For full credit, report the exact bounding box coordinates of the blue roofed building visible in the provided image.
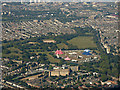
[82,51,92,55]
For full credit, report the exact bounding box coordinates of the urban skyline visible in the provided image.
[1,0,120,2]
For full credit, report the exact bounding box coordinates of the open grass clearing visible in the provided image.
[68,36,97,49]
[57,43,68,49]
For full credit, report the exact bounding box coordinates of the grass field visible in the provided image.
[57,43,68,49]
[2,47,23,59]
[47,53,60,63]
[7,47,22,52]
[68,36,97,49]
[36,51,60,63]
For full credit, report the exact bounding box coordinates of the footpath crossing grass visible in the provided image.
[47,53,60,63]
[68,36,97,49]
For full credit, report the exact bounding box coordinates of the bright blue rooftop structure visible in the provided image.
[82,52,92,55]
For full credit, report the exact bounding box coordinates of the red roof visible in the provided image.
[64,57,71,60]
[59,49,63,54]
[55,49,59,54]
[55,49,63,55]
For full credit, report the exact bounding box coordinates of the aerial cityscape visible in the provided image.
[0,1,120,89]
[1,0,120,2]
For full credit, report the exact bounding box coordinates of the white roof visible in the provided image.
[84,49,91,52]
[72,60,78,61]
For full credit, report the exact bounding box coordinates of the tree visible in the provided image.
[48,65,53,70]
[58,59,64,66]
[21,67,26,73]
[101,74,108,82]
